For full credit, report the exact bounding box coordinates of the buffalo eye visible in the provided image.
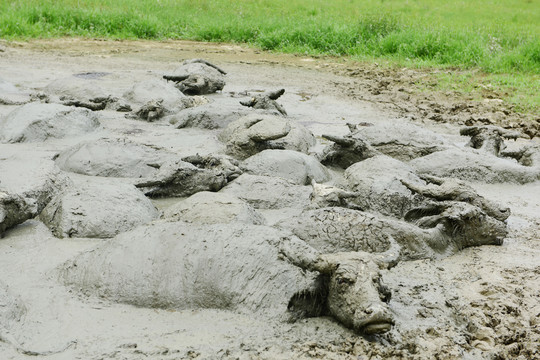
[335,276,354,285]
[375,278,392,302]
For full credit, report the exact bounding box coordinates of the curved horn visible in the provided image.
[418,174,445,185]
[279,237,329,272]
[346,123,358,133]
[404,202,448,222]
[459,126,480,136]
[321,134,355,147]
[182,59,227,75]
[163,74,189,82]
[399,178,424,194]
[267,89,285,100]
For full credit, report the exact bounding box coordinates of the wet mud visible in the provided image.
[0,40,538,360]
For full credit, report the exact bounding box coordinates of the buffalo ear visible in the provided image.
[288,275,327,321]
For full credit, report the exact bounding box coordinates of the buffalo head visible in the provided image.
[406,201,507,249]
[280,238,396,334]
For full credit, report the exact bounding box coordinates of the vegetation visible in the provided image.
[1,0,538,73]
[1,0,538,112]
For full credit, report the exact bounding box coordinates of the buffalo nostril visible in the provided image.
[364,304,384,315]
[355,304,394,334]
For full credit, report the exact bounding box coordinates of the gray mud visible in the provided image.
[0,40,538,360]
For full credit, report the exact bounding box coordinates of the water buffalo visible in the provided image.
[400,174,510,221]
[0,154,68,236]
[500,142,540,167]
[343,154,511,220]
[410,147,540,184]
[277,204,506,261]
[319,121,447,167]
[60,222,395,334]
[0,103,100,143]
[135,154,241,197]
[162,191,266,225]
[460,125,522,156]
[321,123,540,184]
[240,88,287,115]
[280,237,396,334]
[218,114,315,159]
[54,138,178,178]
[163,59,226,95]
[40,180,159,238]
[0,192,30,236]
[241,149,330,185]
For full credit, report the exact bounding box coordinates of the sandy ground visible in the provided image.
[0,39,539,359]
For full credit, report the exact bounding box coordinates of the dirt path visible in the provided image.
[0,40,538,360]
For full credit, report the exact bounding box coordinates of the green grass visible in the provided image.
[424,71,540,114]
[1,0,538,74]
[1,0,538,113]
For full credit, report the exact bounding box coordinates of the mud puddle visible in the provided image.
[0,40,538,360]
